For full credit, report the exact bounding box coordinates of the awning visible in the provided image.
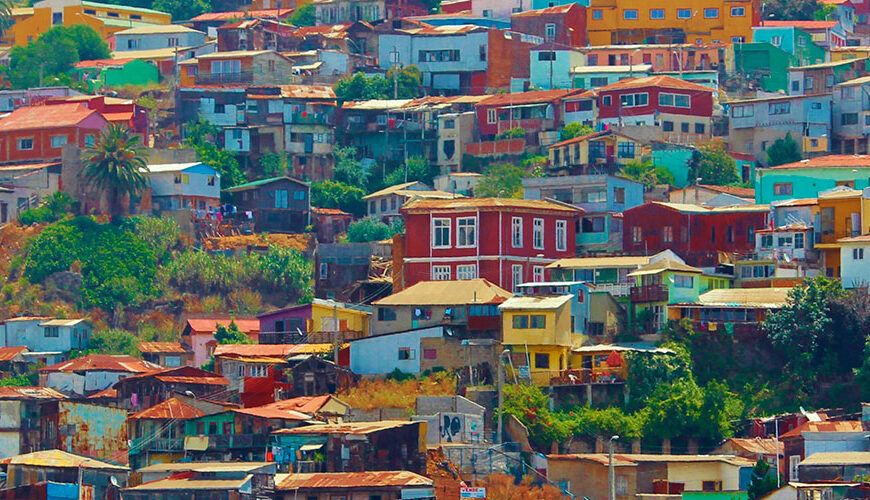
[184,436,209,451]
[299,444,324,451]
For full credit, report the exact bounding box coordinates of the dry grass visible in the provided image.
[202,233,312,252]
[338,372,456,411]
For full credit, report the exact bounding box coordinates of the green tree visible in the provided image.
[152,0,211,20]
[766,0,822,19]
[475,164,531,198]
[184,119,246,190]
[125,216,181,264]
[5,24,109,88]
[311,180,366,217]
[766,133,801,167]
[78,227,157,311]
[64,24,112,61]
[333,66,422,103]
[697,379,744,441]
[214,321,253,344]
[333,146,370,187]
[814,3,836,20]
[620,159,676,190]
[347,217,401,242]
[288,2,315,25]
[625,343,693,408]
[258,152,288,178]
[0,0,14,40]
[560,122,594,141]
[747,459,780,500]
[384,156,438,186]
[85,329,140,356]
[83,124,149,222]
[688,142,739,186]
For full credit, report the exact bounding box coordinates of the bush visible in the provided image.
[17,206,55,225]
[496,127,526,140]
[346,217,402,243]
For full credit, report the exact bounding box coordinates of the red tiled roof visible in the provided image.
[265,395,341,414]
[597,75,715,93]
[479,88,585,107]
[74,58,134,68]
[762,20,838,29]
[277,471,433,490]
[129,397,204,420]
[696,184,755,198]
[40,355,161,374]
[190,8,292,21]
[185,317,260,335]
[213,344,296,358]
[402,197,582,213]
[0,103,100,131]
[139,342,188,354]
[0,346,27,362]
[511,4,575,16]
[780,420,864,439]
[0,386,66,400]
[767,155,870,169]
[724,437,783,455]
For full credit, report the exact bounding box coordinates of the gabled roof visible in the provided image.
[124,475,253,491]
[722,437,783,455]
[641,201,769,213]
[800,451,870,465]
[764,155,870,170]
[0,449,128,470]
[511,4,576,16]
[189,8,293,21]
[184,317,260,334]
[0,103,100,131]
[363,181,426,199]
[780,420,864,439]
[213,343,339,358]
[268,395,348,414]
[82,0,167,15]
[276,471,433,490]
[696,184,755,198]
[478,89,585,107]
[0,346,28,361]
[232,402,311,421]
[628,258,702,276]
[597,75,714,93]
[0,386,66,400]
[398,24,485,36]
[129,397,204,420]
[146,162,211,174]
[224,176,308,192]
[117,366,229,386]
[74,58,135,68]
[373,279,512,306]
[138,342,188,354]
[691,288,793,308]
[40,355,161,374]
[402,197,581,213]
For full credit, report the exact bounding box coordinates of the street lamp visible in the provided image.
[609,435,620,500]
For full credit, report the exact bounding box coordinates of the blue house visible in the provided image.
[755,155,870,204]
[530,45,585,90]
[0,317,91,353]
[523,174,644,253]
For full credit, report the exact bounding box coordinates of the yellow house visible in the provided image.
[831,47,870,62]
[5,0,171,47]
[586,0,758,46]
[499,295,573,386]
[816,188,870,277]
[309,298,370,338]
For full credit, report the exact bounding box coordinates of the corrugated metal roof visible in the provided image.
[0,449,128,470]
[0,162,60,172]
[546,255,653,270]
[185,317,260,334]
[87,388,117,399]
[280,85,336,99]
[129,397,204,420]
[547,453,754,467]
[223,176,307,192]
[267,395,347,414]
[498,294,572,311]
[628,258,703,276]
[232,405,311,421]
[0,346,28,361]
[137,462,274,473]
[780,420,864,439]
[0,103,99,131]
[0,386,66,400]
[800,452,870,465]
[190,9,292,21]
[277,470,433,490]
[723,437,783,455]
[402,197,581,213]
[689,288,793,308]
[479,88,585,107]
[145,162,206,173]
[115,24,203,35]
[138,341,188,354]
[39,318,89,327]
[373,279,512,306]
[363,181,423,199]
[126,475,252,491]
[511,4,576,16]
[40,355,160,374]
[119,366,228,385]
[341,99,413,110]
[274,420,418,435]
[571,344,675,354]
[213,343,341,358]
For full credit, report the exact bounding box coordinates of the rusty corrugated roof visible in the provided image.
[277,470,433,490]
[0,346,28,361]
[185,317,260,334]
[0,386,66,400]
[402,197,581,213]
[40,355,161,374]
[0,103,101,131]
[0,449,128,470]
[373,279,512,306]
[119,366,229,386]
[274,420,418,435]
[724,437,783,455]
[780,420,864,439]
[280,85,336,99]
[129,397,205,420]
[138,342,188,354]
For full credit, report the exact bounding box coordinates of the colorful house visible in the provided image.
[0,103,108,163]
[113,24,207,52]
[475,89,586,145]
[181,316,261,368]
[787,57,868,96]
[755,155,870,203]
[729,42,795,93]
[127,396,211,469]
[530,45,586,90]
[223,176,310,233]
[764,20,846,49]
[145,162,220,216]
[581,44,722,72]
[815,187,870,277]
[832,76,870,154]
[510,4,587,48]
[399,198,581,291]
[546,127,659,176]
[38,354,161,397]
[627,258,708,331]
[839,234,870,288]
[751,26,827,66]
[137,341,192,367]
[0,316,92,353]
[499,294,573,386]
[668,287,791,336]
[191,50,296,86]
[570,64,652,90]
[363,181,458,223]
[256,298,371,344]
[70,58,159,92]
[565,344,675,387]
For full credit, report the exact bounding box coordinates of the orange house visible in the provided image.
[0,103,108,164]
[816,188,870,277]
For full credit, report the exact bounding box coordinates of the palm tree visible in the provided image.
[83,123,149,222]
[0,0,15,39]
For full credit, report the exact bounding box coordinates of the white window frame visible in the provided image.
[512,264,523,292]
[487,108,497,124]
[432,265,452,280]
[512,217,523,248]
[456,264,477,280]
[456,216,477,248]
[432,218,451,248]
[555,220,567,251]
[533,218,545,250]
[545,23,556,41]
[17,138,33,151]
[533,266,544,282]
[50,135,68,148]
[730,6,745,16]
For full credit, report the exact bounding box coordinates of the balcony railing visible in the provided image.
[549,368,627,386]
[593,283,632,297]
[205,433,270,449]
[131,437,184,453]
[196,71,254,85]
[630,284,669,303]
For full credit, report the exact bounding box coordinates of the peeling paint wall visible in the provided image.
[57,402,128,463]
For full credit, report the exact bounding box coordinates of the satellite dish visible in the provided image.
[110,476,120,487]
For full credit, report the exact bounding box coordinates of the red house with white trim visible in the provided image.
[0,103,109,164]
[399,197,582,291]
[622,202,769,266]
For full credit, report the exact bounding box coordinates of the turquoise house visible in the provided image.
[651,143,694,187]
[70,58,159,92]
[755,156,870,203]
[752,26,827,66]
[731,43,796,92]
[530,46,585,90]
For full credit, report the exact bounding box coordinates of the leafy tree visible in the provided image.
[288,2,315,26]
[384,156,438,186]
[767,133,801,167]
[214,321,253,344]
[698,379,744,441]
[814,3,836,20]
[258,152,288,178]
[78,227,157,311]
[765,0,822,20]
[311,180,366,217]
[475,164,531,198]
[124,216,181,264]
[255,245,314,303]
[560,122,594,141]
[83,124,149,222]
[625,343,693,408]
[64,24,112,61]
[333,66,422,103]
[687,142,739,186]
[333,146,370,187]
[85,329,140,357]
[17,191,74,225]
[747,459,780,500]
[5,24,109,88]
[347,217,402,242]
[184,119,246,190]
[620,159,676,190]
[496,127,526,140]
[152,0,211,20]
[0,0,14,39]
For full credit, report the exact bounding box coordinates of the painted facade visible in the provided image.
[755,157,870,203]
[499,294,573,386]
[0,317,91,353]
[146,162,220,215]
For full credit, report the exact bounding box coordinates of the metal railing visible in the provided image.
[196,71,254,84]
[630,284,669,303]
[131,437,184,453]
[594,282,632,297]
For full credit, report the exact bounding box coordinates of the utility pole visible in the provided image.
[609,435,620,500]
[496,349,509,444]
[390,46,400,99]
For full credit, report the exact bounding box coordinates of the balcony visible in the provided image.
[286,113,333,125]
[196,71,254,85]
[630,284,669,303]
[549,368,627,386]
[131,437,184,453]
[207,433,270,449]
[593,283,632,297]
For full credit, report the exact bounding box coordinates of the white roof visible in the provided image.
[498,295,572,310]
[146,162,207,173]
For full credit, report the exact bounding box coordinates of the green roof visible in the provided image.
[82,1,170,16]
[224,176,308,192]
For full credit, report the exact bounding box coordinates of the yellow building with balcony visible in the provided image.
[499,295,573,386]
[4,0,171,47]
[586,0,758,46]
[816,187,870,277]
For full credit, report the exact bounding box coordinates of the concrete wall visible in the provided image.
[349,326,445,375]
[115,31,207,52]
[413,412,484,444]
[841,242,870,288]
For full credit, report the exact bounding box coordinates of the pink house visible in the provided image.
[181,317,260,367]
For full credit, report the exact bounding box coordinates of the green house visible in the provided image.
[70,58,159,92]
[731,43,796,93]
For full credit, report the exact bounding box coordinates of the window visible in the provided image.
[319,262,328,280]
[377,307,396,321]
[695,123,705,134]
[167,37,179,47]
[533,266,544,282]
[632,226,642,243]
[512,264,523,292]
[623,9,638,19]
[663,226,673,243]
[842,86,856,99]
[731,105,753,118]
[50,135,67,148]
[674,274,694,288]
[538,51,556,61]
[650,8,665,18]
[681,122,690,133]
[663,120,674,132]
[84,134,95,147]
[533,218,544,249]
[795,232,805,249]
[805,76,815,89]
[602,95,612,106]
[732,36,745,42]
[534,353,550,369]
[432,265,451,280]
[274,189,288,208]
[487,108,497,124]
[704,7,719,17]
[545,23,556,41]
[418,49,460,62]
[761,234,773,248]
[592,9,603,19]
[556,220,567,251]
[854,248,865,260]
[727,225,734,243]
[44,327,59,337]
[731,6,745,15]
[614,187,625,204]
[530,314,546,328]
[52,12,62,24]
[620,93,648,107]
[513,314,529,328]
[678,8,692,18]
[479,45,486,61]
[617,142,635,158]
[582,216,605,233]
[512,217,523,247]
[17,138,33,151]
[457,217,476,247]
[398,348,415,360]
[127,39,139,49]
[842,113,859,125]
[443,119,455,129]
[432,218,450,248]
[457,264,477,280]
[702,481,723,492]
[207,175,215,186]
[381,199,387,212]
[774,183,793,195]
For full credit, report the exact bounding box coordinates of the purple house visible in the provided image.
[257,298,372,344]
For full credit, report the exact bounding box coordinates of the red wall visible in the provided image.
[0,126,104,163]
[510,5,587,48]
[622,203,767,266]
[597,85,714,120]
[485,29,535,91]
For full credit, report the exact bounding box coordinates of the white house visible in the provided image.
[145,162,220,215]
[362,181,458,222]
[114,25,208,52]
[39,354,161,397]
[349,326,448,375]
[839,234,870,288]
[0,317,92,353]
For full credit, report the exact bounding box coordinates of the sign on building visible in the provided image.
[460,487,486,498]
